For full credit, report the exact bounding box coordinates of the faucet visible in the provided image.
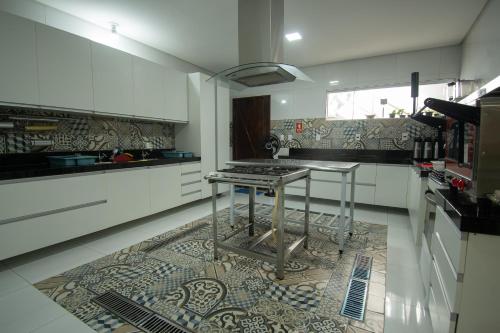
[98,151,108,162]
[141,150,151,160]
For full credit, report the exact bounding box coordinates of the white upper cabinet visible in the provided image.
[0,12,39,105]
[164,68,188,122]
[133,57,166,119]
[36,24,94,110]
[91,42,135,116]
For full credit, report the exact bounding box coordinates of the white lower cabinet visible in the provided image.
[374,165,409,208]
[285,164,409,208]
[180,162,202,204]
[430,259,457,333]
[149,165,181,214]
[0,163,203,260]
[0,173,107,260]
[427,207,500,332]
[106,169,150,225]
[407,167,427,245]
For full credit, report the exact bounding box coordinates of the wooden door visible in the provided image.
[232,95,271,160]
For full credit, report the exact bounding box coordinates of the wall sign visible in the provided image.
[295,121,303,134]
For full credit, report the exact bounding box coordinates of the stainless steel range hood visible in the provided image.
[209,0,311,89]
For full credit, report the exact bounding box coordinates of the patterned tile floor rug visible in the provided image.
[35,204,387,333]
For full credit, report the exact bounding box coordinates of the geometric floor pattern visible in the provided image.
[34,204,387,333]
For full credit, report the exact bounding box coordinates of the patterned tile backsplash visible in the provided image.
[0,108,175,154]
[271,117,437,150]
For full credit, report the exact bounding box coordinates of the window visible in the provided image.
[326,83,448,120]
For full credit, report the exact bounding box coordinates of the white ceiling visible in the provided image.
[284,0,487,67]
[35,0,487,72]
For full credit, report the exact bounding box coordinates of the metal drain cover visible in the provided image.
[93,291,190,333]
[340,254,373,321]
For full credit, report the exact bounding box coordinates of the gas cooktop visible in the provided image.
[217,166,302,177]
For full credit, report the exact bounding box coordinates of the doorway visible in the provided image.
[232,95,271,160]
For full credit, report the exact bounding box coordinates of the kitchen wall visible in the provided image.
[0,0,208,74]
[232,45,461,120]
[271,118,437,151]
[0,107,174,154]
[460,0,500,84]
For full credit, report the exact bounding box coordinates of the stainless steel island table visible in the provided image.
[227,159,360,253]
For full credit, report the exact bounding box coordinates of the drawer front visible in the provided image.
[311,170,338,182]
[181,162,201,174]
[182,182,202,195]
[286,186,306,196]
[311,165,376,184]
[430,259,457,333]
[0,200,107,260]
[309,180,375,205]
[431,232,461,311]
[181,172,201,185]
[419,241,432,297]
[288,179,306,188]
[435,206,467,274]
[180,190,201,204]
[311,180,337,200]
[355,164,376,184]
[0,173,106,222]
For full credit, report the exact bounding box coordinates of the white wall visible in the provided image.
[233,46,461,120]
[0,0,208,74]
[460,0,500,84]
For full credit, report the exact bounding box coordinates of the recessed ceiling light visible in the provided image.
[281,99,287,104]
[285,32,302,42]
[329,80,339,86]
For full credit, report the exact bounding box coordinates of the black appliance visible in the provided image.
[413,137,422,160]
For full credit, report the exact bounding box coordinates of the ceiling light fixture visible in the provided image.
[281,99,287,104]
[285,32,302,42]
[329,80,340,86]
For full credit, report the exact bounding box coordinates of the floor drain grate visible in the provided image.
[340,254,373,321]
[93,291,190,333]
[352,254,372,280]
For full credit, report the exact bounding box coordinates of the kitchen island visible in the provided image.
[227,158,359,253]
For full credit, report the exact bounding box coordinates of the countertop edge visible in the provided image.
[0,157,201,184]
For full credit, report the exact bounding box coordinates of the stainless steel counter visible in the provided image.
[227,158,359,173]
[227,159,359,253]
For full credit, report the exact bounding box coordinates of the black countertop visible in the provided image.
[288,148,413,165]
[436,189,500,236]
[0,150,201,181]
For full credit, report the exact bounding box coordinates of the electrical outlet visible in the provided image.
[402,132,409,141]
[280,134,285,140]
[287,134,293,141]
[316,134,321,141]
[355,133,361,141]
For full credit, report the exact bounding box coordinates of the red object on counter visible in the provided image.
[113,154,134,163]
[451,177,467,191]
[417,163,433,168]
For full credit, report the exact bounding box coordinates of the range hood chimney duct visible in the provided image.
[238,0,284,64]
[209,0,311,88]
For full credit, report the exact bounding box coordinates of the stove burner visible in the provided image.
[218,166,302,177]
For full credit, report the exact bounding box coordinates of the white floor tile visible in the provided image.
[31,313,95,333]
[0,265,29,298]
[5,243,103,284]
[0,286,66,332]
[386,264,426,307]
[384,298,432,333]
